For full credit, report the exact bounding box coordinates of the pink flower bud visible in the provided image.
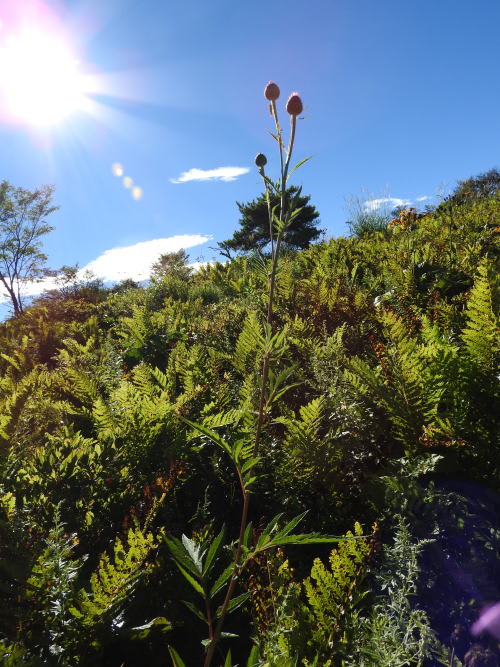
[286,92,303,116]
[264,81,280,101]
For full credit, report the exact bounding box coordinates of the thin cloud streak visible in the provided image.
[0,234,211,304]
[364,197,412,212]
[170,166,250,184]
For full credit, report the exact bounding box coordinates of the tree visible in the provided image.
[150,249,192,282]
[217,186,322,257]
[0,181,57,315]
[443,168,500,208]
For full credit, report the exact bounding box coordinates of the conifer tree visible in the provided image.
[218,185,321,257]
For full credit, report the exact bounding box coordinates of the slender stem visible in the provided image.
[271,100,285,198]
[203,491,249,667]
[257,114,297,451]
[263,176,274,263]
[203,103,300,667]
[204,595,214,642]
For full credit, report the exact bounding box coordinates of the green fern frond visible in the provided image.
[462,259,499,370]
[233,311,265,374]
[70,522,157,627]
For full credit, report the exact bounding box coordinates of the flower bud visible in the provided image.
[255,153,267,168]
[264,81,280,101]
[286,92,303,116]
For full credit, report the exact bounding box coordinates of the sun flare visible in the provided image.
[0,28,88,126]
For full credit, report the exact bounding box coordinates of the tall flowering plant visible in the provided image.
[166,83,337,667]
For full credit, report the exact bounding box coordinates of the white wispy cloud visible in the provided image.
[83,234,210,281]
[0,234,210,304]
[170,166,250,184]
[416,195,430,202]
[364,197,412,213]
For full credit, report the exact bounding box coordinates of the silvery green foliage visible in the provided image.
[345,517,452,666]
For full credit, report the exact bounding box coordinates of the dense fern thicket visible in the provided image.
[0,194,498,665]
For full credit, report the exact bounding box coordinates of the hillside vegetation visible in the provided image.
[0,187,498,665]
[0,81,499,666]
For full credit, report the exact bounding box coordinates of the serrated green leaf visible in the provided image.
[210,562,234,598]
[264,533,343,549]
[242,521,253,549]
[181,417,232,456]
[181,534,203,574]
[256,513,283,549]
[240,457,260,475]
[125,617,171,640]
[164,536,200,575]
[244,476,258,489]
[273,511,308,540]
[182,599,207,623]
[216,592,251,618]
[175,563,204,597]
[203,526,226,577]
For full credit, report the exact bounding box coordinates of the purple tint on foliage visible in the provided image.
[471,602,500,639]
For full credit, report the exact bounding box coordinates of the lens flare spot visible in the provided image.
[112,163,124,177]
[131,186,143,200]
[123,176,133,189]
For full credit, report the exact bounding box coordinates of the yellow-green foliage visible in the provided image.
[70,522,157,627]
[258,524,373,666]
[303,522,372,648]
[462,259,499,371]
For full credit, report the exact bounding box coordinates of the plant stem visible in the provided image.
[203,101,299,667]
[203,490,249,667]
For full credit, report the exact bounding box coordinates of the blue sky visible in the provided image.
[0,0,499,303]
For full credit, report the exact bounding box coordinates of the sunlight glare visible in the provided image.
[0,28,88,126]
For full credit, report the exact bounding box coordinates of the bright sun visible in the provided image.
[0,28,87,126]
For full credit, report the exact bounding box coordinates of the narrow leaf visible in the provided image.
[175,563,205,597]
[256,513,283,549]
[273,511,308,540]
[181,417,232,456]
[168,646,187,667]
[247,645,260,667]
[182,600,207,623]
[242,521,253,549]
[216,592,251,618]
[203,526,226,576]
[240,457,260,475]
[210,562,235,598]
[264,533,343,549]
[288,155,313,178]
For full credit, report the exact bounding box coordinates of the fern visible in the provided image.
[276,396,325,456]
[303,522,372,653]
[70,521,157,628]
[462,259,499,371]
[233,311,265,374]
